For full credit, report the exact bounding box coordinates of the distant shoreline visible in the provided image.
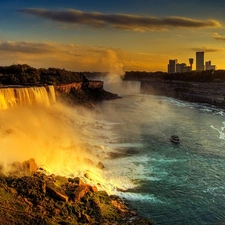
[140,79,225,109]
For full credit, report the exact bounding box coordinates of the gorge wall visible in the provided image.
[54,81,103,94]
[141,79,225,108]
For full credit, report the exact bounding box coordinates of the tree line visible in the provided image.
[0,64,88,85]
[1,64,225,86]
[124,70,225,82]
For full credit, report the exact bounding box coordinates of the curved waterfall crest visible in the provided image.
[0,85,56,109]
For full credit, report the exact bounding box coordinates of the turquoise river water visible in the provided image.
[93,92,225,225]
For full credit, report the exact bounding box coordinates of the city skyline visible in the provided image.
[0,0,225,72]
[168,51,217,73]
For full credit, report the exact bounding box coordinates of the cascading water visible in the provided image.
[0,85,56,109]
[103,78,141,96]
[46,85,56,103]
[122,80,141,95]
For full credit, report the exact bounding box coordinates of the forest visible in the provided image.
[0,64,88,85]
[124,70,225,82]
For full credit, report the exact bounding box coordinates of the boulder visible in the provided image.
[72,184,93,202]
[96,161,105,169]
[46,182,68,202]
[22,158,37,173]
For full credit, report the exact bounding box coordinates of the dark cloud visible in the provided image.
[18,8,221,31]
[213,33,225,41]
[0,41,56,54]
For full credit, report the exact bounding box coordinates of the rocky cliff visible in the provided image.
[55,80,119,108]
[54,81,104,94]
[141,79,225,108]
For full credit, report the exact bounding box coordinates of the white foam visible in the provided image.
[211,121,225,140]
[119,192,164,204]
[107,142,144,149]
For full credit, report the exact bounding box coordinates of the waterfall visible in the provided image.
[46,85,56,104]
[122,81,141,94]
[0,85,56,109]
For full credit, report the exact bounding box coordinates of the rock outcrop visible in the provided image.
[54,81,104,95]
[0,159,153,224]
[55,80,119,108]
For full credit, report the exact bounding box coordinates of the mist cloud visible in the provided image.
[18,8,221,31]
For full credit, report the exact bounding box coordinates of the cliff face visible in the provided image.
[54,81,104,95]
[54,82,83,94]
[54,80,119,108]
[141,79,225,107]
[88,81,104,89]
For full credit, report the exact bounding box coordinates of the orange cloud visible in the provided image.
[213,32,225,41]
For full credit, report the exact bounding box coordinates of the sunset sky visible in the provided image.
[1,0,225,72]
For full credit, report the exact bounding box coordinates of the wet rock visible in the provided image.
[73,177,84,185]
[91,186,98,192]
[22,158,37,173]
[50,189,68,202]
[46,181,68,202]
[9,158,37,175]
[0,159,154,225]
[96,161,105,169]
[72,184,93,202]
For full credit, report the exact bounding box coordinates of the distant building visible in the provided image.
[205,61,216,70]
[168,59,177,73]
[176,63,192,73]
[189,58,194,69]
[196,52,204,71]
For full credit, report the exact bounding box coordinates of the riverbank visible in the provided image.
[141,79,225,108]
[0,159,153,225]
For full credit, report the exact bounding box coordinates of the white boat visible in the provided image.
[170,135,180,144]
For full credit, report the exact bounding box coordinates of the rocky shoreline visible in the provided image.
[0,159,153,225]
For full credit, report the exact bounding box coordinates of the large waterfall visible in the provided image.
[0,85,56,109]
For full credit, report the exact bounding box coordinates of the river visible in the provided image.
[93,91,225,225]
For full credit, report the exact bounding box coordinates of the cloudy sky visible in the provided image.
[1,0,225,72]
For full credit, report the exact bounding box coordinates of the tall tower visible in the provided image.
[189,58,194,70]
[168,59,177,73]
[196,52,204,71]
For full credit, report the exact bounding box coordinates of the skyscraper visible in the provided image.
[168,59,177,73]
[196,52,204,71]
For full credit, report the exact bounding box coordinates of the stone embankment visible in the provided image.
[141,79,225,108]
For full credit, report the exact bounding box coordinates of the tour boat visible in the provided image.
[170,135,180,144]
